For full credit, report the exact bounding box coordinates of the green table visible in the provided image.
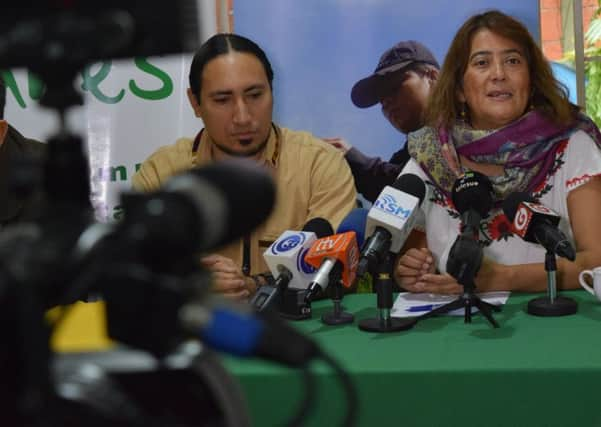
[223,291,601,427]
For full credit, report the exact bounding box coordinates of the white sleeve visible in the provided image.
[564,130,601,193]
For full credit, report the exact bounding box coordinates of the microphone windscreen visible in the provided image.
[336,208,368,247]
[502,192,534,222]
[302,217,333,238]
[391,174,426,205]
[167,159,276,249]
[451,171,493,217]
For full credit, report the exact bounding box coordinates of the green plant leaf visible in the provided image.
[586,18,601,44]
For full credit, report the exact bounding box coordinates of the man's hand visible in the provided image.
[322,137,352,154]
[200,254,256,300]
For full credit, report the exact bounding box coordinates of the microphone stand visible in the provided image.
[250,268,312,320]
[279,286,313,321]
[526,250,577,316]
[321,264,354,325]
[418,236,501,328]
[358,253,417,332]
[418,278,501,327]
[2,67,98,422]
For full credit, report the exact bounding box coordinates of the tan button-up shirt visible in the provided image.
[132,125,357,275]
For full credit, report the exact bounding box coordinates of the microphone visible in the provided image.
[451,170,493,238]
[502,193,578,316]
[335,208,368,248]
[251,218,333,314]
[421,171,502,328]
[303,230,359,303]
[356,192,420,332]
[446,171,493,286]
[502,193,575,260]
[119,160,275,258]
[359,174,426,276]
[181,299,320,367]
[262,218,334,290]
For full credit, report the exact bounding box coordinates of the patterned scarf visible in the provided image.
[408,110,601,203]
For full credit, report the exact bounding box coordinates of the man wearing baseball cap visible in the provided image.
[326,40,439,202]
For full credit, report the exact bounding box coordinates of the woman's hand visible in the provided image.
[200,254,256,300]
[395,247,464,294]
[416,257,504,295]
[394,248,436,290]
[408,272,463,294]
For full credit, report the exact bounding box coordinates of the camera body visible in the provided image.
[0,2,199,71]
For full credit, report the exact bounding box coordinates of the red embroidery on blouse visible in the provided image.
[566,173,601,190]
[486,212,514,241]
[556,139,568,156]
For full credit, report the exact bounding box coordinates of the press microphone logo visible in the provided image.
[527,202,553,215]
[374,194,411,219]
[454,172,480,194]
[297,247,316,274]
[348,244,359,270]
[513,204,533,236]
[272,233,305,255]
[314,234,346,253]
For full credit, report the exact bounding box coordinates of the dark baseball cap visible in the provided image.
[351,40,439,108]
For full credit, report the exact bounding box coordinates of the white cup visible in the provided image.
[579,267,601,301]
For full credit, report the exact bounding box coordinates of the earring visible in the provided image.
[460,103,467,120]
[529,89,536,111]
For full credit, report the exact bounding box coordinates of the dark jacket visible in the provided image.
[344,141,410,203]
[0,125,46,227]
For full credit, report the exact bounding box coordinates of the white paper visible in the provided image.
[391,291,510,318]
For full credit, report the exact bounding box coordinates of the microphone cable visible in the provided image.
[316,349,358,427]
[253,301,357,427]
[285,365,317,427]
[282,349,357,427]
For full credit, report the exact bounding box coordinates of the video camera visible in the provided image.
[0,3,241,426]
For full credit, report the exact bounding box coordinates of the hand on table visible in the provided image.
[395,248,462,295]
[200,254,256,300]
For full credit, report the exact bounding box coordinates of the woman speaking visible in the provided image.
[394,10,601,294]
